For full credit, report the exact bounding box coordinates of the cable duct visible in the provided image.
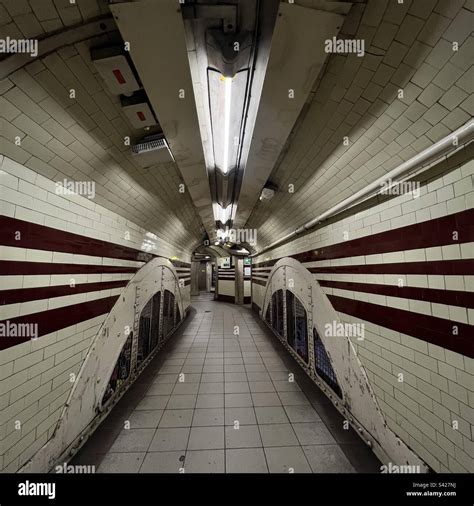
[250,119,474,257]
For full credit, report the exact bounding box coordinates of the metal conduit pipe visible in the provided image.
[250,119,474,258]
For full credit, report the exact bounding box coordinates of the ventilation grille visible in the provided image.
[132,135,168,155]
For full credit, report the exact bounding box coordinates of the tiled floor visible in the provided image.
[72,294,380,473]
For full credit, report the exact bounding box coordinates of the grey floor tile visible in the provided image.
[160,365,182,374]
[225,393,253,407]
[181,373,202,383]
[224,372,248,382]
[269,371,291,380]
[225,407,257,426]
[159,409,194,427]
[249,381,275,393]
[225,382,250,393]
[153,374,177,384]
[140,451,185,473]
[224,364,246,372]
[226,448,268,473]
[225,425,262,449]
[149,427,190,451]
[192,408,224,426]
[278,391,310,406]
[196,393,224,408]
[224,358,244,365]
[136,395,169,411]
[108,429,155,453]
[97,452,145,473]
[181,364,203,373]
[198,382,224,394]
[246,372,271,382]
[187,426,225,450]
[273,380,302,392]
[128,410,163,429]
[251,392,282,407]
[255,406,289,424]
[172,383,199,395]
[284,404,321,422]
[166,394,197,409]
[203,365,224,373]
[164,359,185,366]
[259,424,299,447]
[264,446,311,473]
[303,445,356,473]
[292,422,336,445]
[184,450,225,473]
[201,373,224,383]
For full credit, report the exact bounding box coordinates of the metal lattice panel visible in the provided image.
[313,328,342,398]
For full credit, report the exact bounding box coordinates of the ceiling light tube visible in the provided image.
[208,69,248,175]
[222,76,232,174]
[213,203,232,224]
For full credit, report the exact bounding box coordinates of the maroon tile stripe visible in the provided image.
[0,281,128,305]
[251,259,474,278]
[319,280,474,309]
[252,279,267,287]
[0,215,155,262]
[0,296,119,351]
[328,294,473,358]
[252,209,474,268]
[0,260,139,276]
[308,260,474,275]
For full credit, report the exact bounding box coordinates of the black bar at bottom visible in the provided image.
[0,473,471,506]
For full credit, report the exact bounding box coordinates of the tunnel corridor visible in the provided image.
[0,0,473,504]
[71,294,380,473]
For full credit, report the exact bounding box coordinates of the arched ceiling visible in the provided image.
[245,0,473,250]
[0,0,204,256]
[1,0,472,258]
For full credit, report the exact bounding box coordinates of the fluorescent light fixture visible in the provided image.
[222,76,232,173]
[213,203,232,224]
[208,70,248,174]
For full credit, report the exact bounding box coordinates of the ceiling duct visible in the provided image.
[131,133,173,167]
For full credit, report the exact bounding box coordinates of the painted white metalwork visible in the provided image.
[261,258,429,471]
[20,258,187,473]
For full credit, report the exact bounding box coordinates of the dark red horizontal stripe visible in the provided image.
[253,209,474,268]
[319,280,474,309]
[309,259,474,275]
[0,260,138,276]
[0,215,155,262]
[328,295,473,358]
[183,279,191,286]
[0,296,118,351]
[0,281,127,305]
[252,279,267,287]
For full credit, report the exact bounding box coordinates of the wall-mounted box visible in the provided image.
[91,46,140,96]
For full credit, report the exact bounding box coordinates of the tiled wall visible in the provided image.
[0,155,192,472]
[217,267,235,303]
[252,151,473,473]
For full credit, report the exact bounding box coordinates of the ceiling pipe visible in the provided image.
[250,119,474,258]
